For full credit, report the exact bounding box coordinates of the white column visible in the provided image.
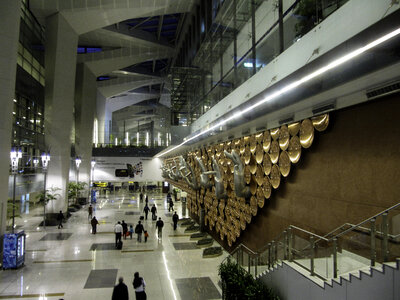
[75,63,97,190]
[44,13,78,213]
[96,90,107,144]
[0,1,21,235]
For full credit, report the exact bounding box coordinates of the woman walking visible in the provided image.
[132,272,146,300]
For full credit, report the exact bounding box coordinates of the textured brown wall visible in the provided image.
[238,95,400,251]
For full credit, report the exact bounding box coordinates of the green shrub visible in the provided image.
[218,258,279,300]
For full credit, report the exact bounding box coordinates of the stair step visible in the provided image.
[383,261,397,269]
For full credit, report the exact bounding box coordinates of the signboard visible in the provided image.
[93,157,162,182]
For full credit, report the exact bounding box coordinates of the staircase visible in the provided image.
[227,202,400,299]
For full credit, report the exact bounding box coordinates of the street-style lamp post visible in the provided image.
[10,148,22,233]
[91,159,96,203]
[41,152,50,228]
[75,157,81,204]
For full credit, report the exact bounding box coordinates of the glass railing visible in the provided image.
[229,202,400,281]
[182,0,350,123]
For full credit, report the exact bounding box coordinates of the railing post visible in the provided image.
[288,227,293,262]
[255,256,258,277]
[382,212,389,262]
[248,252,251,274]
[310,236,315,276]
[370,218,376,267]
[274,240,278,263]
[271,241,275,265]
[240,248,244,266]
[268,243,271,269]
[333,238,338,278]
[283,230,288,260]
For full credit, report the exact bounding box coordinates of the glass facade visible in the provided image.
[171,0,349,125]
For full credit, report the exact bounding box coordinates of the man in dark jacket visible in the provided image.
[172,212,179,231]
[156,217,164,239]
[151,205,157,220]
[91,216,99,234]
[112,277,128,300]
[121,220,128,240]
[57,210,64,229]
[135,221,144,242]
[143,205,150,220]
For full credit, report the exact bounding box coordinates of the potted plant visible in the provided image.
[68,181,87,208]
[35,186,61,227]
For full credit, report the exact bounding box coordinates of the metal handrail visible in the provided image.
[327,202,400,241]
[225,202,400,280]
[230,243,258,256]
[289,225,329,241]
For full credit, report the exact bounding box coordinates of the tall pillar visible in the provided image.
[44,13,78,213]
[0,1,21,236]
[75,63,97,191]
[96,90,107,144]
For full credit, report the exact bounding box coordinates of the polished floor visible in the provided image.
[0,191,228,299]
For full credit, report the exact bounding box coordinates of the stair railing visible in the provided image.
[228,202,400,281]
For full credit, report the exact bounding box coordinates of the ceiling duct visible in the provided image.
[366,80,400,100]
[312,100,336,115]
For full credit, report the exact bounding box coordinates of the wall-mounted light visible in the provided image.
[75,157,82,169]
[33,158,39,168]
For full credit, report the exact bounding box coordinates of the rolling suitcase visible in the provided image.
[140,216,144,221]
[152,214,157,221]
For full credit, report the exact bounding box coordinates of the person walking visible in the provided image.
[115,221,123,248]
[145,195,148,207]
[132,272,146,300]
[135,221,144,242]
[112,277,129,300]
[151,205,157,221]
[129,225,134,239]
[168,199,174,212]
[144,230,149,243]
[91,216,99,234]
[143,205,150,220]
[155,217,164,239]
[172,212,179,231]
[57,210,64,229]
[166,192,171,203]
[139,192,143,202]
[88,204,93,220]
[121,220,128,240]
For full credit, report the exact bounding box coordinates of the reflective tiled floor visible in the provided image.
[0,192,227,299]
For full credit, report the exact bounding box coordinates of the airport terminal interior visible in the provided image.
[1,0,400,299]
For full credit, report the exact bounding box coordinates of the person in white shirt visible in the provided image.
[133,272,146,300]
[114,221,123,248]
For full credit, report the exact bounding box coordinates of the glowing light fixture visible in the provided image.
[125,132,129,146]
[156,27,400,158]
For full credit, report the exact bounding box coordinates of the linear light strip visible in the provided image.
[162,251,178,300]
[156,27,400,158]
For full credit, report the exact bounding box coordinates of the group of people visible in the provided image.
[112,273,146,300]
[114,220,150,247]
[143,204,157,220]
